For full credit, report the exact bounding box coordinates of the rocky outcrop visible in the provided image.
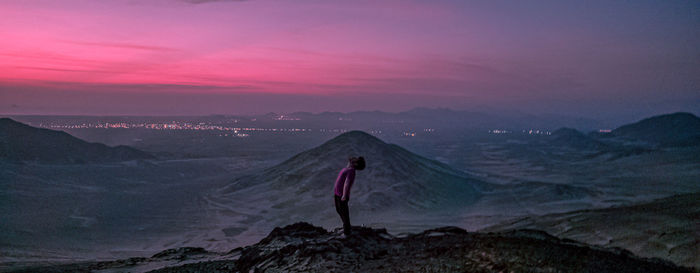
[10,222,693,273]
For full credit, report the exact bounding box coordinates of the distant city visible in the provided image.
[35,120,384,138]
[489,129,553,135]
[27,118,561,138]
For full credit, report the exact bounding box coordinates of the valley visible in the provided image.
[1,111,699,271]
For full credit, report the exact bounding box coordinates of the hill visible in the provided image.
[611,112,700,146]
[217,131,487,212]
[483,192,700,268]
[550,127,608,150]
[0,118,154,164]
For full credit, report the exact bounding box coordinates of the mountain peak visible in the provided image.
[323,130,385,147]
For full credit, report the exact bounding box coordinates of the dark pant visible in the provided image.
[334,195,351,235]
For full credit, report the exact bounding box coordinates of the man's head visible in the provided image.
[349,156,366,170]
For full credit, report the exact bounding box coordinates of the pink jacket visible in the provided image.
[333,167,356,198]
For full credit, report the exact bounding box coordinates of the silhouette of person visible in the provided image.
[333,156,365,236]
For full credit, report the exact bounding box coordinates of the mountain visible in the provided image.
[483,192,700,268]
[218,131,486,212]
[8,222,693,273]
[550,127,607,150]
[0,118,154,164]
[204,131,490,238]
[611,112,700,146]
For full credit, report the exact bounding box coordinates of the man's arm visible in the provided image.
[341,171,355,201]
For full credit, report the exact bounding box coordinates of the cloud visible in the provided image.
[0,80,258,93]
[59,41,178,52]
[12,66,121,74]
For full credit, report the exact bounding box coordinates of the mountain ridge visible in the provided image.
[0,118,154,164]
[611,112,700,146]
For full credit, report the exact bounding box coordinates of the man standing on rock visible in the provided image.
[333,156,365,236]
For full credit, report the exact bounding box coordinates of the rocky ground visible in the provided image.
[483,192,700,268]
[7,222,694,273]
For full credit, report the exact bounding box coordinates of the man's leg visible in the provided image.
[335,195,348,234]
[334,195,342,216]
[340,199,351,235]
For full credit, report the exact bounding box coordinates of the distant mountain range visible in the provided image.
[253,107,607,131]
[547,112,700,151]
[0,118,154,164]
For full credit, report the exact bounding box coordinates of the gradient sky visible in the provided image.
[1,0,698,118]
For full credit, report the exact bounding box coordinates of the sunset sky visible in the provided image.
[1,0,698,118]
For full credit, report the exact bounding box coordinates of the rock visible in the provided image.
[8,222,694,273]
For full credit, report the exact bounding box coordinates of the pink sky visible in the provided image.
[1,0,698,116]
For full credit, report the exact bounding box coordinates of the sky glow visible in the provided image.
[1,0,698,117]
